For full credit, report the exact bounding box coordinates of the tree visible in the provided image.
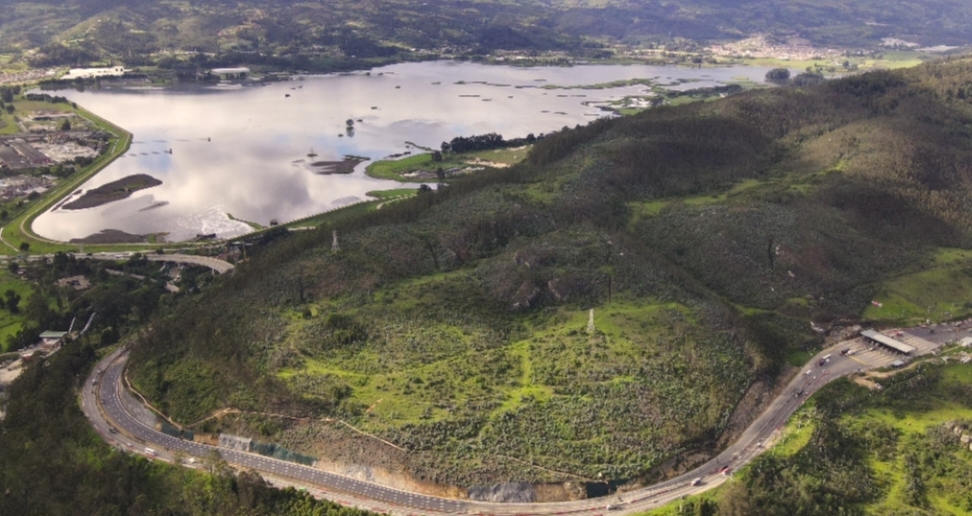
[765,68,791,84]
[436,167,445,183]
[7,262,18,274]
[432,150,442,162]
[417,184,433,193]
[5,105,13,115]
[5,289,21,313]
[19,241,29,252]
[204,449,232,477]
[60,119,71,131]
[1,209,7,220]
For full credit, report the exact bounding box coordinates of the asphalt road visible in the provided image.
[81,325,964,515]
[0,250,234,274]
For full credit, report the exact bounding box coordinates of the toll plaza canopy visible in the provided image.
[861,329,916,355]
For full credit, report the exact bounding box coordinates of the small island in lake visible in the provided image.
[62,174,163,210]
[307,156,367,175]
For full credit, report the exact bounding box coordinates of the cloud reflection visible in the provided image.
[33,61,773,242]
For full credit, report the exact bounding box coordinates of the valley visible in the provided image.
[1,9,972,514]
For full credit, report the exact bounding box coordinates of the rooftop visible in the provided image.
[861,329,916,354]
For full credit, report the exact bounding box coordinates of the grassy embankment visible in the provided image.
[0,101,136,255]
[864,248,972,324]
[365,147,530,182]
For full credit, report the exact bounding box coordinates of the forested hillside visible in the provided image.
[125,57,972,490]
[0,0,969,69]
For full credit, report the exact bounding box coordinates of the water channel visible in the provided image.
[34,60,779,242]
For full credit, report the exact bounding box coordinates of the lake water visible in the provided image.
[34,61,778,242]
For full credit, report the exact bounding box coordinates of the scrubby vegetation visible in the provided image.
[665,361,972,516]
[126,58,972,488]
[0,337,378,516]
[1,254,376,515]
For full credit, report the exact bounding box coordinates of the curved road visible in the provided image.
[82,327,956,515]
[0,250,234,274]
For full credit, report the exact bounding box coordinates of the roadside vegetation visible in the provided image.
[123,58,972,488]
[648,360,972,515]
[0,254,373,516]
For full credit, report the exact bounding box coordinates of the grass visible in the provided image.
[644,361,972,515]
[736,50,932,75]
[864,248,972,323]
[682,178,764,206]
[0,101,136,255]
[261,279,750,482]
[366,146,531,182]
[226,213,265,231]
[0,269,30,351]
[365,188,416,200]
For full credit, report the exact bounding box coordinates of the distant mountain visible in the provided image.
[1,0,969,68]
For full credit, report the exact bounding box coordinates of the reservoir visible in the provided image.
[33,61,777,242]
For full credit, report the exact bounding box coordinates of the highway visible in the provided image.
[81,325,966,515]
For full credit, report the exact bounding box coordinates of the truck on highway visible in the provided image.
[145,447,157,456]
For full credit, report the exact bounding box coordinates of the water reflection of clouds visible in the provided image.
[35,61,774,242]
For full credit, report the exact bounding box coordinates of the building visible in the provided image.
[211,67,250,79]
[861,329,916,355]
[56,275,91,290]
[39,331,67,347]
[61,67,127,80]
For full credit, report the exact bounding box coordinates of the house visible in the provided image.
[39,331,67,348]
[56,275,91,290]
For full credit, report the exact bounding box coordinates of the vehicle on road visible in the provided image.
[607,504,622,510]
[145,447,157,456]
[691,477,703,486]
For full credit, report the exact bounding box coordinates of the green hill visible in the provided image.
[0,0,969,69]
[128,57,972,489]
